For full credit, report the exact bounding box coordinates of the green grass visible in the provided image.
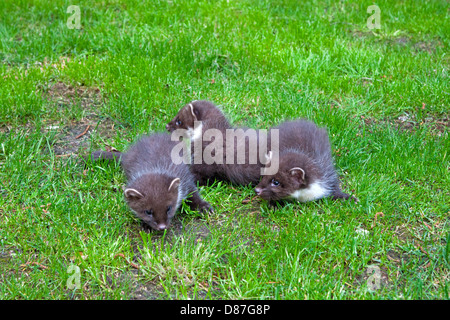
[0,0,448,299]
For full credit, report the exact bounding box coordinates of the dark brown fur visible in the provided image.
[89,133,211,231]
[166,100,267,186]
[255,119,355,204]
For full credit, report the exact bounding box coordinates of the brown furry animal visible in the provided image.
[90,133,212,231]
[255,119,355,204]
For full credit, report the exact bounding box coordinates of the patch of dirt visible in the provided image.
[130,277,165,300]
[355,264,390,291]
[139,216,212,243]
[45,81,103,110]
[412,40,444,54]
[48,117,118,156]
[40,81,125,157]
[395,114,449,135]
[385,249,412,265]
[350,30,444,54]
[359,113,449,136]
[108,269,164,300]
[0,247,25,283]
[128,216,222,299]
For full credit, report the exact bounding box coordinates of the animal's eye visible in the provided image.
[176,119,182,126]
[145,210,153,216]
[166,206,172,213]
[271,179,280,186]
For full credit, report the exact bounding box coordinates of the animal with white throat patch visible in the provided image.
[255,119,356,204]
[166,100,268,186]
[89,133,212,231]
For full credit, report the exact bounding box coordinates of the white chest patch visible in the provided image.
[290,181,328,202]
[187,122,203,141]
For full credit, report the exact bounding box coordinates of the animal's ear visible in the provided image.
[124,188,144,199]
[188,103,198,121]
[168,178,181,192]
[289,167,306,183]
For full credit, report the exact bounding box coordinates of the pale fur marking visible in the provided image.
[124,188,144,199]
[290,167,306,180]
[188,103,196,119]
[187,122,203,141]
[290,181,328,202]
[168,177,180,191]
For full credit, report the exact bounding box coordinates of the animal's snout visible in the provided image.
[156,223,167,231]
[255,187,262,195]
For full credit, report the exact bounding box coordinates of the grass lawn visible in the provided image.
[0,0,448,299]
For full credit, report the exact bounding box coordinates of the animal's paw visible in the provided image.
[197,201,214,213]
